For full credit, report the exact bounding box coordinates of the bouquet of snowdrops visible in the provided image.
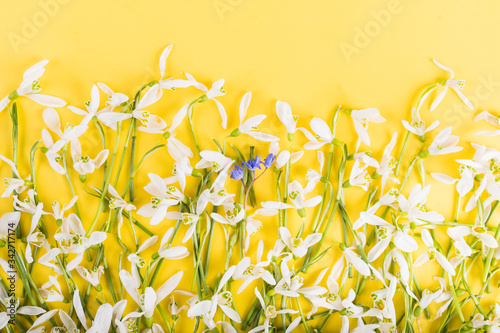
[1,46,500,333]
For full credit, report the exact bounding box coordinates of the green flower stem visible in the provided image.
[157,305,173,333]
[461,262,487,317]
[14,252,58,326]
[187,100,202,155]
[129,118,137,201]
[204,207,217,274]
[62,146,81,219]
[92,117,108,202]
[87,123,122,236]
[311,143,335,232]
[482,221,500,283]
[281,295,288,333]
[394,130,410,177]
[113,118,135,188]
[295,298,311,333]
[448,273,465,322]
[120,144,166,197]
[9,102,21,238]
[282,153,292,228]
[103,253,118,303]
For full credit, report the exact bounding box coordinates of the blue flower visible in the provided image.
[229,164,244,180]
[263,153,275,168]
[242,156,262,171]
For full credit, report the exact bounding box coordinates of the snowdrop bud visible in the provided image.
[63,297,69,303]
[145,316,154,328]
[8,90,19,100]
[474,174,483,183]
[418,150,430,158]
[79,175,87,183]
[90,244,100,250]
[230,128,241,137]
[56,219,62,227]
[410,222,417,231]
[191,169,202,177]
[152,252,159,259]
[413,305,423,317]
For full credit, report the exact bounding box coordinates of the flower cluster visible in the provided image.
[1,47,500,333]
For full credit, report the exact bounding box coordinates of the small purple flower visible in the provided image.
[229,164,244,180]
[242,156,262,171]
[263,154,275,168]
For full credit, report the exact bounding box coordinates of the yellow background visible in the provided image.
[2,0,500,332]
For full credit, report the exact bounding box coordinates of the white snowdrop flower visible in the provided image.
[38,275,65,303]
[0,60,65,112]
[304,151,324,193]
[0,153,31,197]
[427,127,462,156]
[276,100,299,138]
[233,240,276,293]
[431,160,480,198]
[211,202,245,227]
[248,287,297,333]
[274,257,327,298]
[0,212,20,241]
[195,150,233,172]
[53,213,107,271]
[473,110,500,136]
[76,266,104,287]
[43,107,88,146]
[429,59,472,111]
[347,160,371,191]
[243,208,278,253]
[397,183,444,226]
[158,227,189,260]
[349,107,385,151]
[262,180,322,216]
[97,82,129,108]
[137,173,186,225]
[120,269,183,321]
[181,74,227,128]
[71,139,108,176]
[353,212,418,262]
[374,132,400,194]
[402,107,440,137]
[278,226,321,258]
[448,224,498,251]
[233,92,279,142]
[187,266,241,323]
[269,141,303,169]
[300,117,336,150]
[414,229,455,276]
